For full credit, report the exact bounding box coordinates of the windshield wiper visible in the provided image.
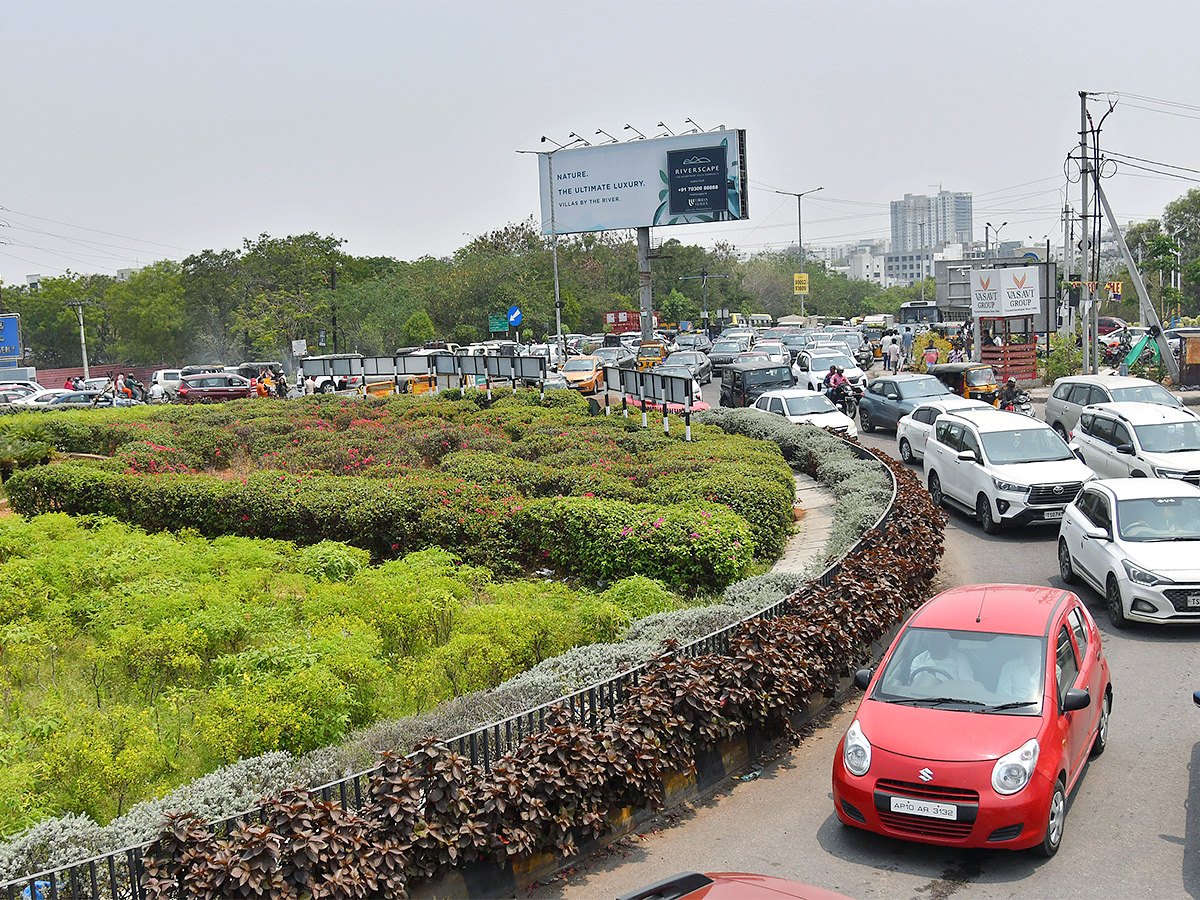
[985,701,1038,711]
[885,697,986,707]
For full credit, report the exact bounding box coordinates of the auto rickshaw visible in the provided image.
[925,362,1000,405]
[636,340,667,371]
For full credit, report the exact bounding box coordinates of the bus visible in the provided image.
[728,313,773,329]
[898,300,941,326]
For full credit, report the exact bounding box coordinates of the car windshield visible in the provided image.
[562,359,597,372]
[745,366,792,386]
[712,341,741,354]
[1116,496,1200,542]
[873,627,1045,714]
[811,353,854,370]
[981,427,1075,464]
[898,379,951,400]
[785,395,837,415]
[966,366,996,387]
[1134,420,1200,453]
[1108,384,1181,406]
[637,346,661,359]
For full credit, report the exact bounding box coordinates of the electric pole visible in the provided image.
[679,267,730,337]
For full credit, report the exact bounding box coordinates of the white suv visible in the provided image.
[924,407,1094,533]
[1069,402,1200,482]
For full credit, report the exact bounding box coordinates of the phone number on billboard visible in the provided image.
[680,184,720,192]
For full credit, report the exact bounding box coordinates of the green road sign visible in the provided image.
[488,314,509,333]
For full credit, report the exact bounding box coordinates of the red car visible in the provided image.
[617,871,855,900]
[832,583,1111,857]
[176,373,255,403]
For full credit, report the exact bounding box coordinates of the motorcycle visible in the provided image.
[1000,388,1035,418]
[829,383,860,419]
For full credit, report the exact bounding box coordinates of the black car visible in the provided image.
[665,349,713,385]
[719,361,795,408]
[676,332,713,354]
[708,338,750,373]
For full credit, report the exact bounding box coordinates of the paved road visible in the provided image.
[534,376,1200,900]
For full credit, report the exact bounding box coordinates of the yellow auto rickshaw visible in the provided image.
[925,362,1000,406]
[636,340,667,371]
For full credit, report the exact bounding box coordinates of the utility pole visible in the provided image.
[330,265,338,355]
[773,186,823,318]
[1080,91,1094,375]
[66,300,90,380]
[679,267,730,336]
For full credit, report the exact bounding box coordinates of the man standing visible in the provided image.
[901,327,914,365]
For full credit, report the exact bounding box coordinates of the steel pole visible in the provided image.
[1080,91,1093,374]
[547,150,565,364]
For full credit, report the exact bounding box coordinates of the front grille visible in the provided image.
[876,779,980,804]
[1163,587,1200,612]
[1028,482,1083,506]
[877,810,974,839]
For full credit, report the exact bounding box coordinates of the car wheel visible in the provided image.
[898,438,914,464]
[1034,778,1067,857]
[1106,574,1128,629]
[977,494,999,533]
[1090,690,1110,757]
[927,471,944,507]
[321,382,336,394]
[859,408,875,433]
[1052,422,1068,441]
[1057,539,1077,584]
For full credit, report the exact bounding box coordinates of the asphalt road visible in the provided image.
[535,373,1200,900]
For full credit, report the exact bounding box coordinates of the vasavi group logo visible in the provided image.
[970,272,1001,316]
[1002,269,1040,313]
[971,267,1042,317]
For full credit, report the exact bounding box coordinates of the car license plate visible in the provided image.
[1042,509,1064,521]
[890,796,957,820]
[1187,593,1200,609]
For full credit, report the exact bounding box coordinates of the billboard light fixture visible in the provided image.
[595,128,619,144]
[567,131,592,146]
[623,124,646,139]
[683,116,704,134]
[656,121,675,135]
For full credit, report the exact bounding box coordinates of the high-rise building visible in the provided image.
[890,190,973,253]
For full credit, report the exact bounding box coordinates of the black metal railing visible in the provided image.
[1,441,896,899]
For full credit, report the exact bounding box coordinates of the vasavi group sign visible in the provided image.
[538,130,748,234]
[971,267,1042,317]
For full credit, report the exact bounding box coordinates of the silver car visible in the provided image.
[1044,375,1182,439]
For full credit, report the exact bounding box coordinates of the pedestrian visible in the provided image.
[149,381,166,404]
[901,328,914,364]
[276,373,288,399]
[923,344,940,368]
[888,339,901,373]
[880,334,892,371]
[304,374,316,395]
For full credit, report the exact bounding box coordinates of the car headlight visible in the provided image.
[843,719,872,777]
[991,738,1039,795]
[1154,467,1189,479]
[1122,559,1173,586]
[992,477,1029,495]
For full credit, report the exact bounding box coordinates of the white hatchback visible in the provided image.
[895,397,994,464]
[753,388,858,437]
[1058,478,1200,627]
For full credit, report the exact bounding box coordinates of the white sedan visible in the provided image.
[753,388,858,437]
[895,396,994,464]
[1058,478,1200,628]
[12,388,73,406]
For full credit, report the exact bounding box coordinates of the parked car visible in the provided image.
[924,407,1094,533]
[636,340,667,371]
[35,390,133,409]
[895,397,995,464]
[1044,375,1184,439]
[752,341,790,367]
[719,361,795,408]
[12,388,72,406]
[708,338,750,373]
[752,388,858,437]
[1068,402,1200,481]
[1165,326,1200,356]
[176,373,255,403]
[665,349,713,385]
[149,368,183,398]
[1058,478,1200,627]
[592,345,638,370]
[559,355,604,393]
[1098,316,1128,335]
[857,374,952,433]
[793,349,867,392]
[1098,325,1151,351]
[617,871,855,900]
[833,582,1111,857]
[0,382,40,400]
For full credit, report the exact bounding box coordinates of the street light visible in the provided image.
[680,267,730,337]
[985,221,1007,263]
[772,186,824,316]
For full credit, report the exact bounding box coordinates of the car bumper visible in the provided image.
[832,745,1052,850]
[1117,578,1200,625]
[995,500,1069,527]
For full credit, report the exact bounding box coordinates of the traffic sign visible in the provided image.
[507,305,523,327]
[793,273,809,295]
[0,315,20,360]
[488,314,509,333]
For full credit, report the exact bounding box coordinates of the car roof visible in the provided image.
[911,397,993,412]
[725,360,790,372]
[872,373,938,383]
[1087,477,1200,500]
[1083,401,1196,424]
[1053,374,1164,388]
[908,584,1075,637]
[758,388,825,399]
[943,407,1050,432]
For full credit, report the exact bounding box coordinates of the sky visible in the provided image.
[3,0,1199,289]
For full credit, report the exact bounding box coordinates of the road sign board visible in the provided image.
[488,314,509,333]
[793,273,809,295]
[507,306,523,327]
[0,314,21,360]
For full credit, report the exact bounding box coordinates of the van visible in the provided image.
[151,369,183,399]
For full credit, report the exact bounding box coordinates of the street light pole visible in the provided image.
[680,268,730,337]
[985,221,1007,264]
[774,186,823,318]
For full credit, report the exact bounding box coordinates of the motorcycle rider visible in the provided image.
[1000,376,1020,409]
[824,365,851,409]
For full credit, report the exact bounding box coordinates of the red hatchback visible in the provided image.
[832,584,1111,857]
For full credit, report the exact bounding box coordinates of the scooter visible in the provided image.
[1000,389,1035,418]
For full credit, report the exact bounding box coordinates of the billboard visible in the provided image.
[538,130,748,234]
[0,315,20,363]
[971,267,1042,317]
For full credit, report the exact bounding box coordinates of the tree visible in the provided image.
[105,261,193,365]
[401,309,436,346]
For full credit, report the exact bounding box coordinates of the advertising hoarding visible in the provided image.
[971,267,1042,317]
[538,130,748,234]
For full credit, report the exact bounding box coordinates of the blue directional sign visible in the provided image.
[507,305,523,327]
[0,315,21,361]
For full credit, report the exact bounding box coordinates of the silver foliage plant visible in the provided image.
[0,415,889,881]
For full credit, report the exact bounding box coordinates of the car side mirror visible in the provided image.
[886,393,899,401]
[1072,448,1085,462]
[956,449,978,463]
[853,668,873,691]
[1062,687,1091,712]
[1084,525,1110,542]
[1116,443,1134,455]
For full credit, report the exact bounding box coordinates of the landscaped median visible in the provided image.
[0,402,945,897]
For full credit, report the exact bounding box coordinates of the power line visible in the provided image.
[0,206,196,253]
[1118,92,1200,114]
[1104,150,1200,177]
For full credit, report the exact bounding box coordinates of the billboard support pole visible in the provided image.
[638,227,653,341]
[547,151,566,365]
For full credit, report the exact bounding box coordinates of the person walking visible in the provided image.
[880,334,893,372]
[887,339,901,373]
[901,328,914,365]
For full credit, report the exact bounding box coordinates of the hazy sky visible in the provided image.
[3,0,1199,288]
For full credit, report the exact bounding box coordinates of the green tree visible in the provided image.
[105,261,192,365]
[401,309,436,346]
